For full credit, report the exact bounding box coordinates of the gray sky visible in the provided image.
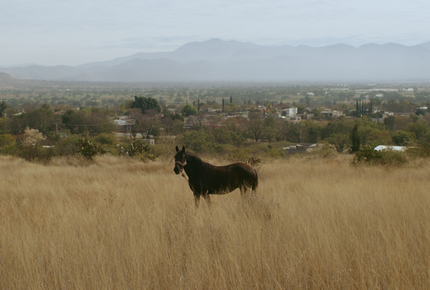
[1,0,429,66]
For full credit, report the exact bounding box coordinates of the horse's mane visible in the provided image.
[185,151,208,169]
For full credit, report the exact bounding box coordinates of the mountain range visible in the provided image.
[1,39,430,82]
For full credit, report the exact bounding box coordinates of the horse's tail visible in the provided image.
[252,169,258,192]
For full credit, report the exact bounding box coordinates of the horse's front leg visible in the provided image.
[194,193,201,208]
[202,191,211,207]
[240,186,247,197]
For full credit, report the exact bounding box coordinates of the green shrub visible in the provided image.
[19,144,55,164]
[354,146,408,166]
[183,129,218,154]
[94,133,117,146]
[118,141,156,162]
[76,138,108,160]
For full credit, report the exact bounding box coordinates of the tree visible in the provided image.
[0,101,8,117]
[263,116,276,142]
[62,109,117,135]
[132,96,161,114]
[350,122,361,152]
[392,130,416,145]
[134,114,161,139]
[301,120,321,143]
[183,129,217,153]
[181,104,198,117]
[405,122,430,140]
[416,108,427,116]
[327,133,350,152]
[247,113,264,142]
[212,127,245,146]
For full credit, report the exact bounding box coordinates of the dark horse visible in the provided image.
[173,146,258,207]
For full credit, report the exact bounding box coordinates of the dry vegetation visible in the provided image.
[1,155,430,289]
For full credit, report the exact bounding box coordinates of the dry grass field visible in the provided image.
[1,154,430,289]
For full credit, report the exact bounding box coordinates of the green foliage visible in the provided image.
[118,141,156,162]
[10,108,60,135]
[301,120,321,143]
[418,131,430,157]
[167,112,184,121]
[0,134,15,147]
[18,144,55,164]
[132,96,161,114]
[392,131,416,145]
[0,101,8,118]
[212,128,245,147]
[354,146,408,166]
[183,129,218,154]
[405,122,430,140]
[76,138,108,160]
[94,133,117,146]
[55,135,81,157]
[181,105,198,117]
[326,133,350,152]
[247,119,264,142]
[415,108,426,116]
[350,122,361,152]
[62,110,117,135]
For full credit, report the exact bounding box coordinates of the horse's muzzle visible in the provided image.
[174,166,181,174]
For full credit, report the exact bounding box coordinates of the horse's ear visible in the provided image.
[182,146,186,152]
[175,146,179,152]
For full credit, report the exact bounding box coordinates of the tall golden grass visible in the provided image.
[1,154,429,289]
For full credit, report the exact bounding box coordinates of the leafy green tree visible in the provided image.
[327,133,350,152]
[134,114,161,139]
[183,129,217,153]
[359,128,393,148]
[212,128,245,147]
[384,116,396,131]
[392,131,416,145]
[418,131,430,156]
[94,133,117,146]
[350,122,361,152]
[247,113,264,142]
[181,105,198,117]
[40,103,51,110]
[132,96,161,114]
[0,101,8,117]
[76,137,107,160]
[405,122,430,140]
[263,116,276,142]
[118,141,156,162]
[62,109,117,135]
[416,108,427,116]
[301,120,321,143]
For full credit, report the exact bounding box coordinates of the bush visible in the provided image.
[354,146,408,166]
[183,129,218,154]
[55,135,81,157]
[19,144,55,164]
[94,133,117,146]
[118,141,156,162]
[76,138,108,160]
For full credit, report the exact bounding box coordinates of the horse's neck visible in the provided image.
[184,154,206,178]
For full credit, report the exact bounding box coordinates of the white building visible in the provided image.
[281,107,297,117]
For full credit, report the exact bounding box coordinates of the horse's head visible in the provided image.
[174,145,187,174]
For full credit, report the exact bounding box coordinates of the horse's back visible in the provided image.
[224,162,258,187]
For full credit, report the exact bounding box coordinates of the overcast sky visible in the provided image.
[1,0,429,67]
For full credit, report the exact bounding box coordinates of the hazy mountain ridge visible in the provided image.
[1,39,430,82]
